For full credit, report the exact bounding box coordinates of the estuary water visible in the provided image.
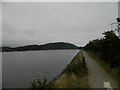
[2,50,79,88]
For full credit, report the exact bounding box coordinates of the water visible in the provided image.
[2,50,79,88]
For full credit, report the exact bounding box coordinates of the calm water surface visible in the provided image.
[3,50,79,88]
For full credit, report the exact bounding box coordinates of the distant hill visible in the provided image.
[2,42,80,52]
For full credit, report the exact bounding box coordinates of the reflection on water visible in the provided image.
[3,50,79,88]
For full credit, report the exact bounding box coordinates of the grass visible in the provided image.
[32,51,89,88]
[53,51,89,88]
[85,51,119,86]
[54,73,88,88]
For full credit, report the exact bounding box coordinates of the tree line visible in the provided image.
[2,42,80,52]
[84,30,120,68]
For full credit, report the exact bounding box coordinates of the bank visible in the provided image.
[32,51,89,88]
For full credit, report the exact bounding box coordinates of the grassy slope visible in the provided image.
[32,51,89,88]
[32,51,89,90]
[53,51,89,88]
[86,51,119,85]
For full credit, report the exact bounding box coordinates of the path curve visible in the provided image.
[83,51,118,88]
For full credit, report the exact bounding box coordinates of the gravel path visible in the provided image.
[83,52,118,88]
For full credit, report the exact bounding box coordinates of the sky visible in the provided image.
[2,2,118,47]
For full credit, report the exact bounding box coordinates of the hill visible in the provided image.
[2,42,79,52]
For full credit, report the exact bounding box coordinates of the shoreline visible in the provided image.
[53,51,81,82]
[1,49,80,52]
[32,50,89,88]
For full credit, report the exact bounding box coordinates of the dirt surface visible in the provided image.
[83,52,118,88]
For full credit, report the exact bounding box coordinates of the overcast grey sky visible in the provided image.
[2,2,118,47]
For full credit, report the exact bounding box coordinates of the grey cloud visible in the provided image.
[2,2,118,47]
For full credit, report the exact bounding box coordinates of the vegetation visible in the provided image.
[2,42,79,52]
[84,30,120,68]
[86,51,118,82]
[84,30,120,86]
[64,51,87,75]
[32,51,89,88]
[53,51,89,88]
[31,78,54,89]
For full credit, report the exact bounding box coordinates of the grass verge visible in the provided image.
[53,51,89,88]
[32,51,89,88]
[85,51,119,86]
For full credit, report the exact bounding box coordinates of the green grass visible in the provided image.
[54,73,89,88]
[86,51,119,84]
[32,51,89,88]
[53,51,89,88]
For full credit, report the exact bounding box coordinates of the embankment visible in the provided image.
[53,51,89,88]
[32,51,89,88]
